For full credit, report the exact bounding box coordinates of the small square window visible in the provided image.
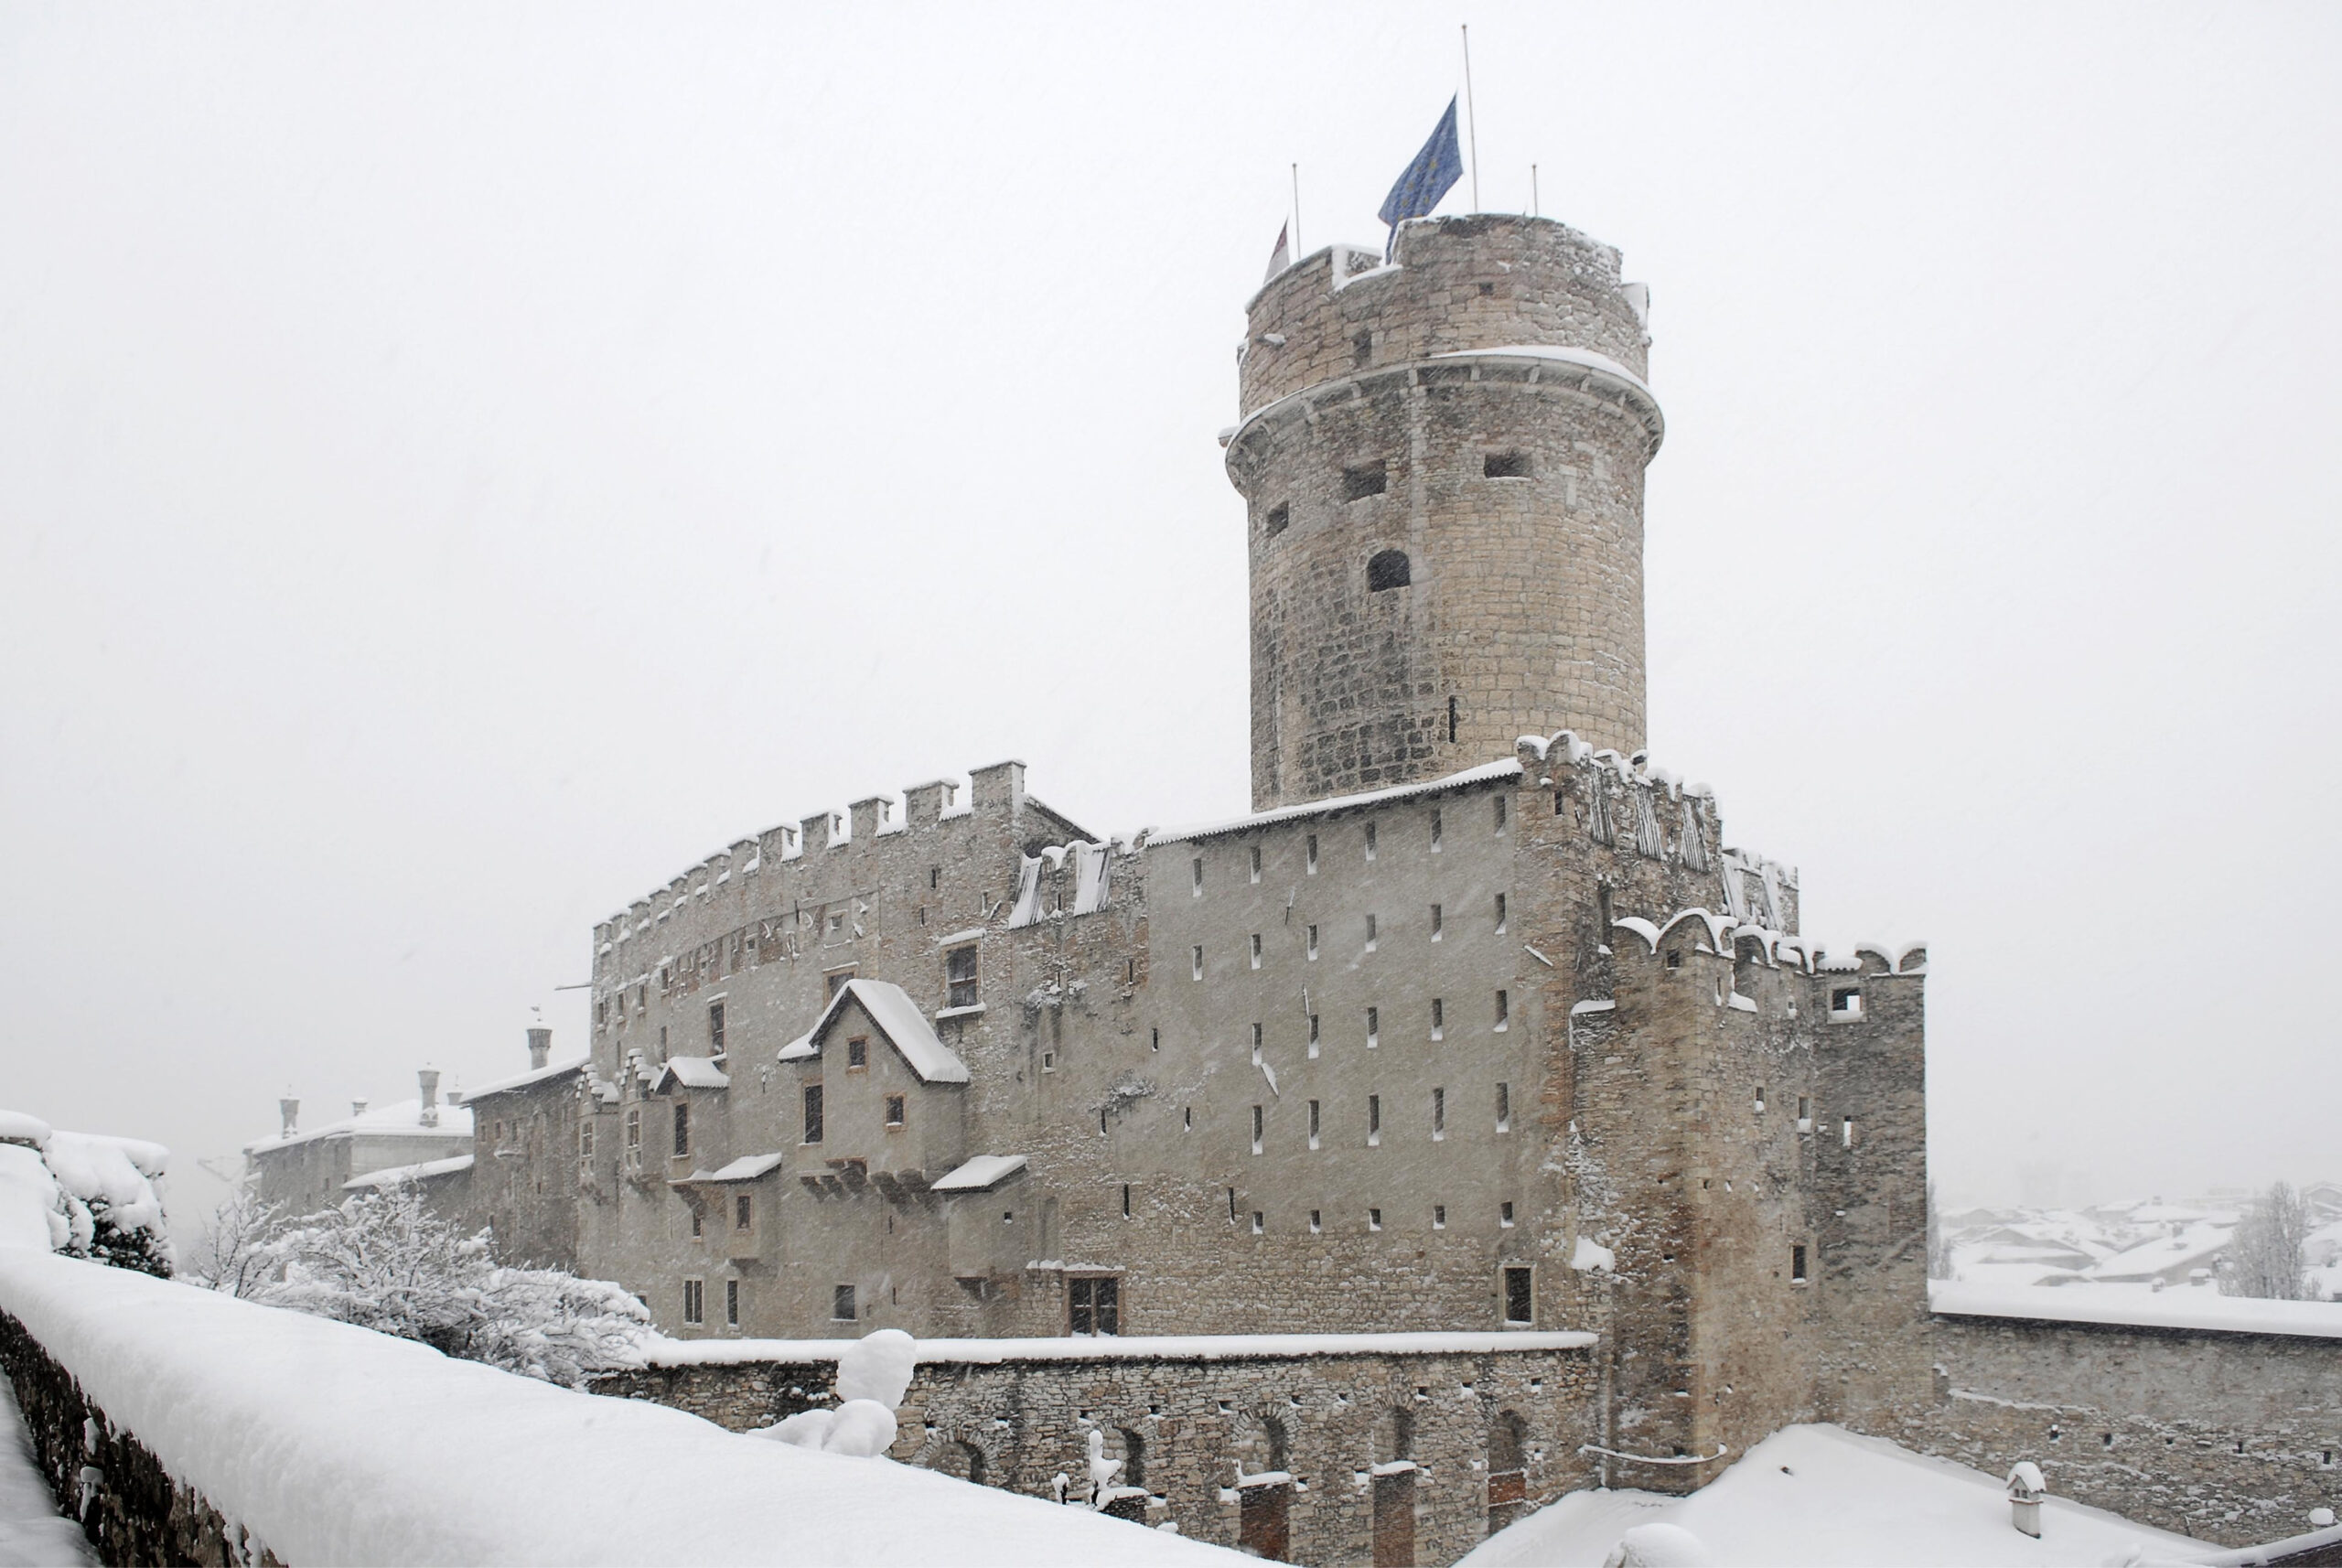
[1342,460,1387,499]
[1832,988,1864,1020]
[1263,502,1290,537]
[833,1283,857,1321]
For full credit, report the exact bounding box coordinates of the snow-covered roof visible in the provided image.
[1148,759,1523,845]
[0,1110,52,1149]
[653,1057,732,1093]
[244,1097,475,1156]
[342,1154,475,1191]
[649,1328,1598,1368]
[460,1057,587,1103]
[2083,1221,2236,1282]
[931,1155,1027,1193]
[1930,1280,2342,1340]
[681,1154,786,1184]
[776,980,971,1085]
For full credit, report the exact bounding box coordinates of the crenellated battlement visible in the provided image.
[1607,908,1927,980]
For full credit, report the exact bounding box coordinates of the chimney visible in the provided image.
[350,1099,369,1118]
[279,1098,299,1136]
[527,1026,552,1070]
[417,1068,441,1128]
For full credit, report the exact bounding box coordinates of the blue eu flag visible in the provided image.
[1378,97,1465,257]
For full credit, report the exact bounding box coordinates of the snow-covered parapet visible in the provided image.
[0,1251,1228,1567]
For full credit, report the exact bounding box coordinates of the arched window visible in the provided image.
[1367,550,1412,591]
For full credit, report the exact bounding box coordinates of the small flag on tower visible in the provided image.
[1378,96,1465,258]
[1264,221,1291,283]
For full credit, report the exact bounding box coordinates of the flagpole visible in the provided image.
[1461,24,1480,212]
[1292,163,1302,256]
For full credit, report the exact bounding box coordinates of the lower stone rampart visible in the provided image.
[0,1308,280,1566]
[1854,1310,2342,1549]
[599,1337,1600,1565]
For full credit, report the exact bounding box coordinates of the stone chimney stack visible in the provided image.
[527,1025,552,1070]
[279,1098,299,1136]
[417,1068,441,1129]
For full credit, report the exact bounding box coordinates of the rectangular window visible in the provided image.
[1252,1104,1264,1155]
[1310,1209,1322,1233]
[1250,845,1262,883]
[1485,450,1532,479]
[1365,914,1378,950]
[1431,810,1443,849]
[803,1084,824,1144]
[1497,1081,1511,1132]
[1495,989,1509,1031]
[1192,856,1204,896]
[1352,329,1373,369]
[1430,903,1443,940]
[735,1193,752,1230]
[708,1002,725,1055]
[691,1208,704,1239]
[1123,1183,1131,1218]
[683,1279,704,1326]
[1251,1210,1265,1234]
[1364,822,1378,860]
[1369,1208,1383,1231]
[1501,1201,1516,1228]
[1495,893,1508,933]
[1192,945,1204,980]
[625,1107,641,1152]
[930,865,940,889]
[1791,1245,1808,1283]
[1342,460,1387,499]
[1843,1118,1855,1148]
[885,1094,906,1127]
[1495,794,1508,832]
[1251,1022,1262,1063]
[1306,924,1319,961]
[1251,933,1262,969]
[672,1101,691,1159]
[1367,1006,1380,1047]
[846,1036,868,1069]
[1832,988,1864,1020]
[725,1278,739,1327]
[946,944,979,1008]
[1308,1099,1321,1149]
[1756,1086,1767,1113]
[1369,1094,1381,1144]
[1263,501,1290,537]
[1307,1013,1320,1058]
[1431,998,1444,1040]
[1069,1276,1121,1336]
[1503,1266,1533,1325]
[1306,834,1318,874]
[833,1283,857,1321]
[1433,1087,1445,1139]
[579,1121,594,1157]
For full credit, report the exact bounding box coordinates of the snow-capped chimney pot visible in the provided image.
[350,1099,368,1118]
[279,1098,299,1136]
[527,1026,552,1070]
[417,1068,441,1128]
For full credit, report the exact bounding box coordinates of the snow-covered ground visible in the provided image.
[1459,1424,2210,1567]
[0,1373,92,1567]
[0,1248,1234,1566]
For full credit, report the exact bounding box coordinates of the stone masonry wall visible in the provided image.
[0,1308,281,1567]
[1867,1314,2342,1549]
[599,1341,1599,1566]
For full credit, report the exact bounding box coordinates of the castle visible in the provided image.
[251,212,1943,1549]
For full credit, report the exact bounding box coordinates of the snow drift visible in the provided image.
[0,1250,1230,1566]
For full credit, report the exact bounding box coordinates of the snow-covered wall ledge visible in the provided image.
[1929,1280,2342,1341]
[0,1250,1232,1567]
[645,1328,1599,1369]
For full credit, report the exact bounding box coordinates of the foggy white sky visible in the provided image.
[3,4,2337,1224]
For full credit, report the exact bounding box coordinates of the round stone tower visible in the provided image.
[1225,213,1663,810]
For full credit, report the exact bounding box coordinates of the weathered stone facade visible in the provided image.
[599,1336,1598,1565]
[1230,218,1660,809]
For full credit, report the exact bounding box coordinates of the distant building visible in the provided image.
[244,1070,471,1216]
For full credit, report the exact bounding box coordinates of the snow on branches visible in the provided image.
[257,1184,652,1388]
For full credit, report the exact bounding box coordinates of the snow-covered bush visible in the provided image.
[260,1184,650,1387]
[0,1112,172,1276]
